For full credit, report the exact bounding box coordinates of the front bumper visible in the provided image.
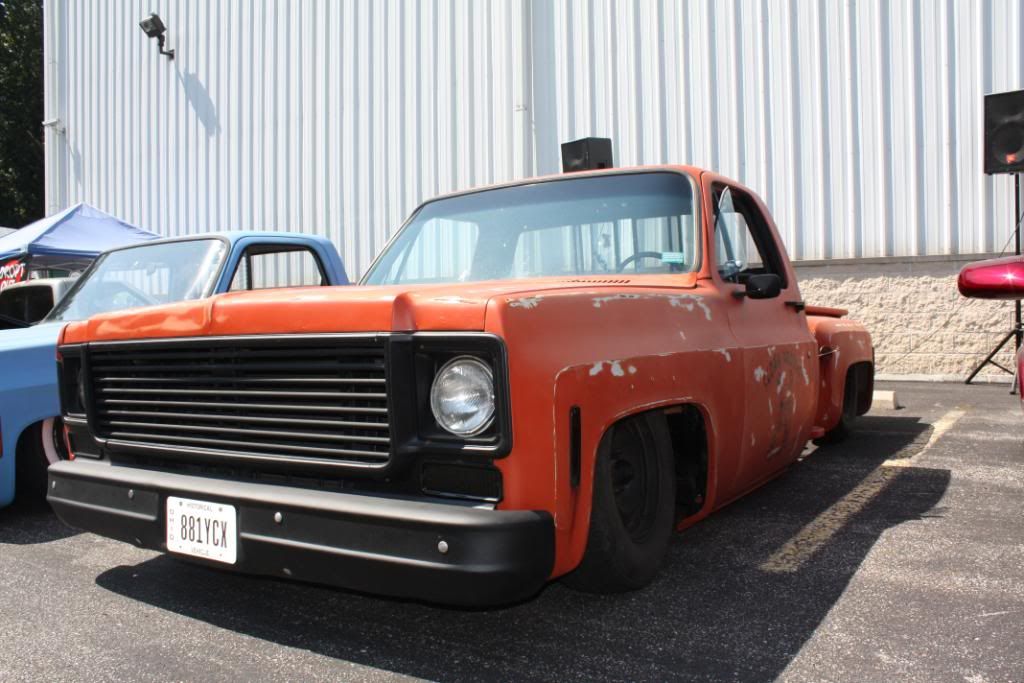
[47,460,554,606]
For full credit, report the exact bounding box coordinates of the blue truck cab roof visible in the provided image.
[100,230,349,290]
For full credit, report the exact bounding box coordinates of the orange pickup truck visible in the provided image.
[48,166,873,605]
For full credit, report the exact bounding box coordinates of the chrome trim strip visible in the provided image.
[106,439,390,470]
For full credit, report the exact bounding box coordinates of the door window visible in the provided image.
[230,247,327,291]
[713,186,787,286]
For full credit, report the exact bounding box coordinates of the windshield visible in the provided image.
[46,239,227,323]
[362,172,698,286]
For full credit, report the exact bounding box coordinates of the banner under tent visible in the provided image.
[0,204,157,290]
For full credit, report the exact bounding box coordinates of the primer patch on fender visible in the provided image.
[434,296,478,305]
[592,293,641,308]
[589,360,626,377]
[667,294,712,320]
[508,296,543,309]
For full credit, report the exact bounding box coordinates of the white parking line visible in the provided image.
[760,407,967,574]
[883,408,966,468]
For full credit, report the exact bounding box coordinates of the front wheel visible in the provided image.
[41,417,66,464]
[563,412,676,593]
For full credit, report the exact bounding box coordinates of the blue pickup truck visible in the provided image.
[0,231,348,507]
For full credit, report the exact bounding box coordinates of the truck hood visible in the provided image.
[61,275,699,344]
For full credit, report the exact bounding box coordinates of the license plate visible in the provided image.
[166,496,237,564]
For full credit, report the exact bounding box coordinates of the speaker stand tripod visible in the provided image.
[965,173,1022,393]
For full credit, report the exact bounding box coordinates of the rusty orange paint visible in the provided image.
[807,314,873,432]
[58,165,873,581]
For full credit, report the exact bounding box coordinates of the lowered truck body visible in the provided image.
[48,166,873,605]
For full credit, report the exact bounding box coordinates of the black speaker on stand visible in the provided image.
[966,89,1024,387]
[561,137,614,173]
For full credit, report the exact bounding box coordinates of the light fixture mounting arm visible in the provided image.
[156,34,175,60]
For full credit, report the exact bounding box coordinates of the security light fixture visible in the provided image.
[139,13,174,60]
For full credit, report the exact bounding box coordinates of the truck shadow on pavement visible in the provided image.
[0,496,80,545]
[95,414,949,683]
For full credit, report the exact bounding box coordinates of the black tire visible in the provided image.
[15,423,50,503]
[814,369,859,445]
[563,412,676,593]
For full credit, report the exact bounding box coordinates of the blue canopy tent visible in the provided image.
[0,203,158,274]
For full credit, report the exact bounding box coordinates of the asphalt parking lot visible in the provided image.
[1,381,1022,682]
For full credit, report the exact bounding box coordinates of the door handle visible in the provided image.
[785,300,806,312]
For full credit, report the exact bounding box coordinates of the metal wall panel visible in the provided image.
[44,0,1024,277]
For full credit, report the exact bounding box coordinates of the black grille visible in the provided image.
[87,336,391,468]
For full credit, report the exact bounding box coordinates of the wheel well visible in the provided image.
[14,422,42,468]
[661,405,708,519]
[13,421,47,498]
[14,423,33,458]
[848,361,874,416]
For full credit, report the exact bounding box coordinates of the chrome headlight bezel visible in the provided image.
[387,333,511,460]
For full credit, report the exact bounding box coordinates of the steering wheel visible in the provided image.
[616,251,664,273]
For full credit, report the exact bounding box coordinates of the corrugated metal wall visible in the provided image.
[43,0,1024,277]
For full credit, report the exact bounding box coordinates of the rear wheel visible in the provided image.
[815,369,859,445]
[564,412,676,593]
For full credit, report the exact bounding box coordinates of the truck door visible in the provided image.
[707,180,818,497]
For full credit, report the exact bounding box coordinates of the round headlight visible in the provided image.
[429,356,496,436]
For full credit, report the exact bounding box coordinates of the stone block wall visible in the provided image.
[794,256,1018,380]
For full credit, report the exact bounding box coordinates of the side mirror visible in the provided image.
[744,273,782,300]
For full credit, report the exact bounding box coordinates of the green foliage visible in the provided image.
[0,0,44,228]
